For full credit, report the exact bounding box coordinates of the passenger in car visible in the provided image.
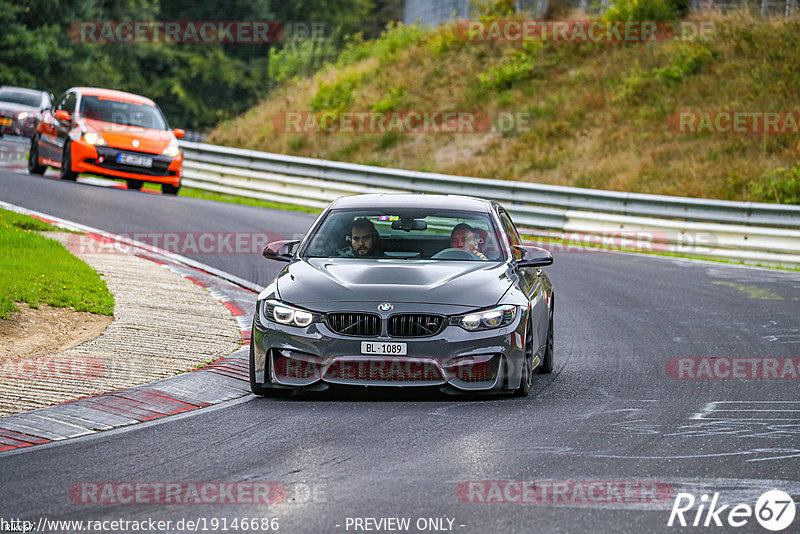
[450,223,487,260]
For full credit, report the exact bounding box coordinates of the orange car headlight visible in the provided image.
[162,140,180,158]
[83,132,106,146]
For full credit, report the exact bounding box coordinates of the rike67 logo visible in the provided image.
[668,490,795,531]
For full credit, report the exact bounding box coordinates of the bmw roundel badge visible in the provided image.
[378,303,393,312]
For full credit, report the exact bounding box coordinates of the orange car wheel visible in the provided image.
[60,142,78,181]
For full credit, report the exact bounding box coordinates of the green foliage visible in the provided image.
[211,11,799,206]
[615,43,713,102]
[372,85,409,112]
[472,0,517,17]
[0,209,114,318]
[378,132,401,150]
[479,50,535,90]
[427,23,464,56]
[614,65,649,103]
[751,166,800,204]
[602,0,683,21]
[336,23,429,67]
[652,44,713,84]
[0,0,391,130]
[311,71,364,111]
[288,136,309,151]
[269,34,342,83]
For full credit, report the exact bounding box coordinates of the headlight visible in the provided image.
[261,299,316,328]
[454,305,516,331]
[17,112,29,121]
[162,140,180,158]
[83,132,106,146]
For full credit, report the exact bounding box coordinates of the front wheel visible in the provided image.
[60,142,78,181]
[125,179,143,190]
[514,317,535,397]
[162,183,180,195]
[535,305,554,375]
[27,137,46,175]
[249,340,293,398]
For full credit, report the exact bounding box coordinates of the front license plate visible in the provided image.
[0,117,12,126]
[117,153,153,168]
[361,342,407,356]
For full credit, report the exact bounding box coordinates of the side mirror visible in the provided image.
[263,240,300,262]
[514,245,553,267]
[173,128,186,139]
[54,110,72,123]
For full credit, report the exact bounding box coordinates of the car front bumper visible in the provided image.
[70,141,182,185]
[251,305,528,394]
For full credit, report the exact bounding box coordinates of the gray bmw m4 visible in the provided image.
[250,194,554,397]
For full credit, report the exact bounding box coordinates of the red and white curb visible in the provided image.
[0,201,260,454]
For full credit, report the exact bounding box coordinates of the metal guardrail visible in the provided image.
[179,141,800,267]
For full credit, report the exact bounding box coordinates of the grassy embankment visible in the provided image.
[208,11,800,204]
[0,209,114,319]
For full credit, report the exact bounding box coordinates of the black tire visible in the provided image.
[162,183,180,195]
[126,179,144,190]
[27,137,46,175]
[249,340,293,398]
[514,317,535,397]
[535,299,554,375]
[60,142,78,181]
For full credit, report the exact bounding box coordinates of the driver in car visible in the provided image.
[450,223,487,260]
[350,217,384,257]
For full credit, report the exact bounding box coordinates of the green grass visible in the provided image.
[177,186,322,214]
[0,209,115,319]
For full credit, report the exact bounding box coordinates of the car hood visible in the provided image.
[276,258,513,309]
[82,118,173,154]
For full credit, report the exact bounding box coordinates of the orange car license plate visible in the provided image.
[117,153,153,168]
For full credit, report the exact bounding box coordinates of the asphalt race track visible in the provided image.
[1,139,799,534]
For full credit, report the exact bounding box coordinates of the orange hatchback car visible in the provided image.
[29,87,185,194]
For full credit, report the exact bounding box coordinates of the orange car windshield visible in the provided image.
[80,95,167,130]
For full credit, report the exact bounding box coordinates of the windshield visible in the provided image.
[0,89,41,107]
[80,95,167,130]
[303,208,505,261]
